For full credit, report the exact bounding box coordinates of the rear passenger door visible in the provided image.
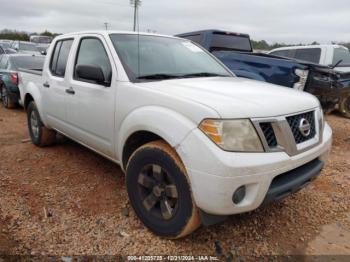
[65,35,116,157]
[42,38,74,132]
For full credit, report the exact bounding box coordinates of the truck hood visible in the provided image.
[137,77,319,118]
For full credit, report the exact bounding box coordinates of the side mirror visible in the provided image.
[41,51,47,55]
[75,64,108,86]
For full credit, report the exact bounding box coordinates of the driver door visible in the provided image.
[64,35,116,157]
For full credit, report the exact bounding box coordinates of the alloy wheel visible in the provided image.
[137,164,179,220]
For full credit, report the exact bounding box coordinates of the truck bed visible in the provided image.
[17,68,43,106]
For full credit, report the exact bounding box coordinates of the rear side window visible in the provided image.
[294,48,321,64]
[50,39,73,77]
[74,38,112,85]
[211,33,252,52]
[183,34,202,44]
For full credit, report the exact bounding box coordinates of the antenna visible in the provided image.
[130,0,142,32]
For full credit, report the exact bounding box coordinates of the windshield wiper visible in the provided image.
[331,59,343,69]
[136,74,181,80]
[180,72,229,78]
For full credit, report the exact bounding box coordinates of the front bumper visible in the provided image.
[177,122,332,216]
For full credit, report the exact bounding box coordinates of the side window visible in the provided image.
[0,47,4,55]
[50,39,73,77]
[74,38,112,85]
[294,48,321,64]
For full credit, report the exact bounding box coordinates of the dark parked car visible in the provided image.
[0,54,45,108]
[10,41,41,55]
[177,30,350,117]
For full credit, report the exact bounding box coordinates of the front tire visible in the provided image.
[1,85,16,109]
[27,101,56,147]
[126,140,200,238]
[339,96,350,118]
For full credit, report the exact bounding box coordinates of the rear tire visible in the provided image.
[339,96,350,118]
[1,85,16,109]
[27,101,56,147]
[126,140,200,238]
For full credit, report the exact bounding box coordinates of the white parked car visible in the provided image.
[269,45,350,72]
[21,31,332,238]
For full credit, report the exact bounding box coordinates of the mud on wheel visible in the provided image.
[126,140,200,238]
[27,101,56,147]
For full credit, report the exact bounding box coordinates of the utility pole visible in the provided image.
[130,0,142,31]
[104,22,109,31]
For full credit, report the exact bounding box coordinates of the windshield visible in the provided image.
[109,34,232,82]
[20,43,39,52]
[333,48,350,66]
[11,56,45,70]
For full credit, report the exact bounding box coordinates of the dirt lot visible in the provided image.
[0,105,349,258]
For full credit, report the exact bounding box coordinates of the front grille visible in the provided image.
[260,122,278,147]
[286,111,316,144]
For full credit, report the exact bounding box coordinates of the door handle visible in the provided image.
[43,82,50,88]
[65,87,75,95]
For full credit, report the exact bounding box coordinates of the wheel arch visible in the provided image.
[22,83,47,125]
[117,106,197,171]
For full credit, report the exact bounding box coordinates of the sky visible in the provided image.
[1,0,350,44]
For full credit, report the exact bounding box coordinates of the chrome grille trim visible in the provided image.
[252,108,323,156]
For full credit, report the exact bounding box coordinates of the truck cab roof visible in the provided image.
[271,44,349,52]
[55,30,182,41]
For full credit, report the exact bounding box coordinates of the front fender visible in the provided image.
[117,106,198,163]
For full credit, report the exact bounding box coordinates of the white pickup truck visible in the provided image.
[269,44,350,72]
[21,31,332,238]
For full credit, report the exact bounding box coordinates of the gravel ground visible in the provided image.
[0,106,349,258]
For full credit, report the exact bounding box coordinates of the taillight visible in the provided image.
[10,73,18,85]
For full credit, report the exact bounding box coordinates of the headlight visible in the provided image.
[294,69,309,91]
[199,119,264,152]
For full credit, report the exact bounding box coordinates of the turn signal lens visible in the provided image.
[198,120,222,144]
